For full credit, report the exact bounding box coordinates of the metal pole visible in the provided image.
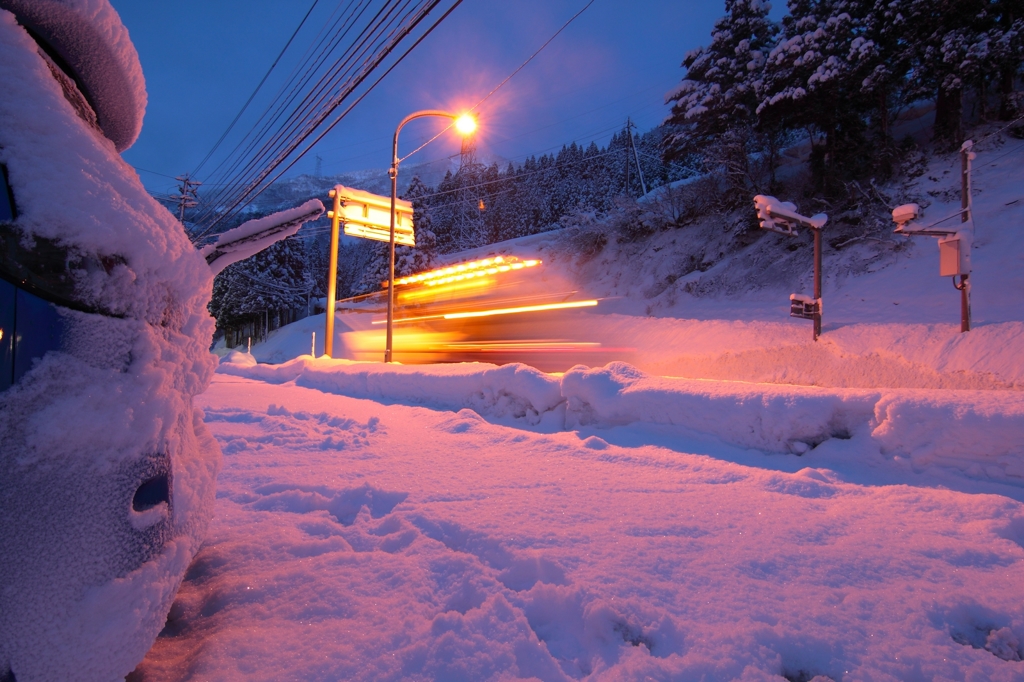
[813,227,822,341]
[386,133,399,363]
[324,188,342,357]
[627,117,648,196]
[384,110,461,363]
[178,178,187,225]
[959,141,973,332]
[624,127,630,196]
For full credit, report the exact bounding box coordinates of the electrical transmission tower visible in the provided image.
[171,174,201,226]
[625,117,648,197]
[453,135,480,249]
[314,155,323,178]
[459,135,477,171]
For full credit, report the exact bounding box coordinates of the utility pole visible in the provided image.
[626,117,648,196]
[624,127,630,196]
[956,140,974,332]
[171,174,201,226]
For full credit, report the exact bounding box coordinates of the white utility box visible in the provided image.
[938,232,971,276]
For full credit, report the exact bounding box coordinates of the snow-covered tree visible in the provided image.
[902,0,1023,144]
[665,0,778,152]
[665,0,782,193]
[758,0,872,191]
[209,236,310,343]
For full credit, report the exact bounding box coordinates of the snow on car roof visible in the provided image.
[0,0,146,151]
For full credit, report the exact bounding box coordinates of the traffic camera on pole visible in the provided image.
[753,195,828,341]
[889,140,976,333]
[891,199,974,332]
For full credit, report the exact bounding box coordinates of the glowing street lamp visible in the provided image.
[454,114,477,136]
[386,110,477,362]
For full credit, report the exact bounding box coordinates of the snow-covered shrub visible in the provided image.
[557,210,608,262]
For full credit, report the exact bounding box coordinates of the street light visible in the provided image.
[386,110,477,362]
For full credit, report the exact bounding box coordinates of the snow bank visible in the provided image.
[873,391,1024,476]
[220,356,1024,480]
[563,362,1024,478]
[219,354,564,426]
[562,362,877,454]
[597,316,1024,390]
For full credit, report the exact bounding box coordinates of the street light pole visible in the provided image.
[386,110,476,363]
[813,226,822,340]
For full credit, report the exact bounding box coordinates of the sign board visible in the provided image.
[330,185,415,246]
[789,293,821,320]
[753,195,827,236]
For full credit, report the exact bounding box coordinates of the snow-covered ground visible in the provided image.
[132,135,1024,680]
[131,362,1024,681]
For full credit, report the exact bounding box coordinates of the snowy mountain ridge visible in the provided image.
[233,152,509,219]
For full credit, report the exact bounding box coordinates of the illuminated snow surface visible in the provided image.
[130,362,1024,681]
[133,141,1024,680]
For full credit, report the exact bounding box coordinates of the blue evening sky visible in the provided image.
[111,1,730,196]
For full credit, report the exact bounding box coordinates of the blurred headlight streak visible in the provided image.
[339,255,632,371]
[442,300,598,320]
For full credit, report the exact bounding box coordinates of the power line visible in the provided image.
[399,0,597,165]
[197,0,597,241]
[470,0,595,114]
[193,0,323,177]
[192,0,460,242]
[209,0,466,237]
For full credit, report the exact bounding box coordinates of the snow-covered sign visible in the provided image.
[789,293,821,320]
[753,194,827,236]
[329,185,414,247]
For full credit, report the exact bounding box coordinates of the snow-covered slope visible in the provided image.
[273,129,1024,390]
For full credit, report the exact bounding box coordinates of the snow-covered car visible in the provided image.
[0,2,221,679]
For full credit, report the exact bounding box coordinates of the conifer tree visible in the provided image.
[665,0,781,192]
[758,0,870,191]
[665,0,778,155]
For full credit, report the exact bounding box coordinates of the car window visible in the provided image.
[0,165,67,391]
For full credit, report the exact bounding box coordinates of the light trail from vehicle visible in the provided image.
[337,255,632,371]
[442,299,598,320]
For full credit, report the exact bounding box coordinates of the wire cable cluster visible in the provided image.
[191,0,462,242]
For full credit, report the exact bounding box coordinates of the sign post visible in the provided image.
[753,195,828,341]
[324,185,415,358]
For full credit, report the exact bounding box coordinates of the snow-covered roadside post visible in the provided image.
[753,196,828,340]
[890,141,975,333]
[201,200,324,276]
